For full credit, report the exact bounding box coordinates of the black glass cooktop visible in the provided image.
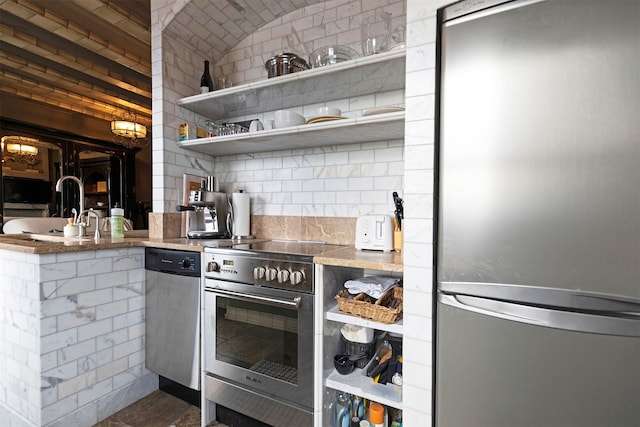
[228,240,346,257]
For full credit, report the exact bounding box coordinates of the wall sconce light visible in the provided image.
[1,135,40,168]
[110,111,149,149]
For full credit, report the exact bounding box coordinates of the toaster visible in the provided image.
[355,214,394,251]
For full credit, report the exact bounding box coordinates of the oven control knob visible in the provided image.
[277,269,290,283]
[290,270,304,285]
[265,268,277,281]
[253,266,265,280]
[207,261,220,272]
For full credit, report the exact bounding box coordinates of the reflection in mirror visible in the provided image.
[1,136,63,220]
[77,148,123,220]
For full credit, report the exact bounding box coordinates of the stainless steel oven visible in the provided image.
[202,241,345,426]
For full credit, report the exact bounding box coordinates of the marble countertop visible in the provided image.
[313,246,403,272]
[0,232,402,272]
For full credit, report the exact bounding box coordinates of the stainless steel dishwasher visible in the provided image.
[145,247,201,390]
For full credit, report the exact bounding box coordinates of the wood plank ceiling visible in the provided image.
[0,0,151,137]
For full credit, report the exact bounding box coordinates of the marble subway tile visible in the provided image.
[95,300,128,321]
[113,337,142,361]
[41,295,78,319]
[97,357,129,383]
[58,339,97,365]
[97,328,128,352]
[57,370,97,400]
[112,309,144,331]
[78,378,112,408]
[77,318,112,342]
[42,393,78,425]
[56,308,96,331]
[40,262,77,281]
[77,288,113,308]
[95,271,128,289]
[41,328,78,354]
[55,276,96,297]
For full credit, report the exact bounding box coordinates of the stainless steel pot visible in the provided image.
[265,53,309,78]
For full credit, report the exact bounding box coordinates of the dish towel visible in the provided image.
[344,276,400,299]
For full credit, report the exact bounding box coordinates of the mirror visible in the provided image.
[1,124,146,231]
[1,136,63,219]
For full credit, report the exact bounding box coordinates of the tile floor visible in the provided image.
[92,390,226,427]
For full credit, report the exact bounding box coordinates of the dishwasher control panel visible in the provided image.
[145,248,201,277]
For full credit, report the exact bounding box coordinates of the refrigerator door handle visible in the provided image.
[440,281,640,314]
[438,292,640,337]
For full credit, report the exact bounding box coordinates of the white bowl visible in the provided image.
[316,106,342,117]
[274,110,305,128]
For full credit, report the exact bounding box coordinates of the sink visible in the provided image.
[0,234,68,243]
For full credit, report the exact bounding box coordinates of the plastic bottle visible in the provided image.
[200,60,213,93]
[335,392,351,427]
[110,203,125,238]
[369,402,385,427]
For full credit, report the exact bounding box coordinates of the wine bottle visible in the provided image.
[200,60,213,93]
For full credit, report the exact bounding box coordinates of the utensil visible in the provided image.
[334,352,367,375]
[308,45,359,68]
[249,120,263,132]
[361,11,391,56]
[265,53,309,78]
[316,106,342,116]
[392,191,403,231]
[273,110,306,128]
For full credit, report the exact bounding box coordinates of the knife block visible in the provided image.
[394,229,402,252]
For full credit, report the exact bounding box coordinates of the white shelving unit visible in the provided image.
[175,49,406,156]
[324,301,404,409]
[326,304,403,335]
[325,368,402,409]
[177,49,406,120]
[176,111,404,156]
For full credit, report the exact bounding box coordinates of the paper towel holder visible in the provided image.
[230,190,255,240]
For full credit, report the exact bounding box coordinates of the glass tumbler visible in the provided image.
[361,11,391,56]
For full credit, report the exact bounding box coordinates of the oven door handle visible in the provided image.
[208,288,302,309]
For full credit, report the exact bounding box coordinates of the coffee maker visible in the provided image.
[178,179,231,239]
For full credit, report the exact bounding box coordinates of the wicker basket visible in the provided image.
[335,286,403,324]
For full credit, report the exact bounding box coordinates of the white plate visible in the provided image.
[362,107,405,117]
[305,115,347,124]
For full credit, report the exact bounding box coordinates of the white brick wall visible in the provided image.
[150,0,446,425]
[401,1,449,426]
[0,248,157,427]
[152,0,407,215]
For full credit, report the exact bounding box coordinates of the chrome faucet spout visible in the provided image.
[77,209,101,239]
[55,175,84,219]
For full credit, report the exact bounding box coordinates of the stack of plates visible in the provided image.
[362,106,405,116]
[305,115,347,124]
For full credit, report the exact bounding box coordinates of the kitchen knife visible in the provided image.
[392,191,403,231]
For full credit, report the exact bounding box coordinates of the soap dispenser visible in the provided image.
[63,217,78,237]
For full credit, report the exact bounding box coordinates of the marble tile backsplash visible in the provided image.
[0,248,157,427]
[154,0,407,216]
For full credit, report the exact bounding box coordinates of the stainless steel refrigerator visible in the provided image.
[435,1,640,426]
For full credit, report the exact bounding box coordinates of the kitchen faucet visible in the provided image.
[55,175,84,223]
[77,209,101,239]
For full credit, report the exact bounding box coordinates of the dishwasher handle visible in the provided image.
[207,287,301,309]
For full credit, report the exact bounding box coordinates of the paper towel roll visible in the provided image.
[232,192,251,236]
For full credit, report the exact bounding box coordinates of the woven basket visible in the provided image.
[335,286,403,324]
